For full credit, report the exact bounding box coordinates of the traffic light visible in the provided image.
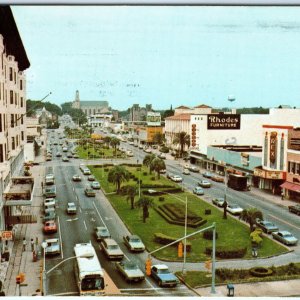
[205,260,211,271]
[19,273,25,283]
[145,258,152,276]
[16,275,21,284]
[178,242,183,258]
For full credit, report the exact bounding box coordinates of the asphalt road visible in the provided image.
[43,135,195,297]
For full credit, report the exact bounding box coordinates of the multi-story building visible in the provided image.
[87,114,113,128]
[0,6,30,229]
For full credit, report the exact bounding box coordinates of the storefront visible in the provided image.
[280,181,300,202]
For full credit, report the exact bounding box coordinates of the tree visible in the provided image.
[150,158,166,179]
[152,132,165,145]
[110,137,120,156]
[173,131,190,158]
[223,200,228,219]
[239,208,263,232]
[125,185,138,210]
[136,196,154,223]
[143,154,156,174]
[103,136,111,148]
[107,166,130,194]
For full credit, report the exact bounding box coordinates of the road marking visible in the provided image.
[144,277,156,289]
[57,216,64,259]
[123,253,130,261]
[79,207,82,213]
[66,218,79,222]
[83,220,87,230]
[268,214,300,230]
[92,202,107,226]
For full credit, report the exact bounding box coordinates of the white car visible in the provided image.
[144,148,152,153]
[183,168,190,175]
[126,150,134,157]
[171,175,183,182]
[67,202,77,214]
[226,203,244,215]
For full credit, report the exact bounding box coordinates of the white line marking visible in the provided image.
[123,253,130,261]
[144,277,156,289]
[93,202,107,226]
[268,214,300,230]
[83,220,87,230]
[58,216,63,259]
[79,207,82,213]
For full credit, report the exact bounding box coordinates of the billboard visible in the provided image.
[146,112,161,126]
[207,114,241,130]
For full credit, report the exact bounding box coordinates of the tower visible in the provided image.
[73,90,80,109]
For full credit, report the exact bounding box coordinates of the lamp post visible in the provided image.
[41,241,47,295]
[182,195,187,275]
[137,159,141,198]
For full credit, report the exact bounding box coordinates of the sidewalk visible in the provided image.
[1,152,45,296]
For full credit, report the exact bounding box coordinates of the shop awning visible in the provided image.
[280,182,300,193]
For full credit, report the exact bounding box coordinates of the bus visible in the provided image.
[74,243,105,296]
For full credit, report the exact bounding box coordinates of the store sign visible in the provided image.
[146,112,161,126]
[1,231,13,240]
[207,114,240,130]
[254,168,265,177]
[269,132,277,164]
[241,153,249,166]
[254,168,286,180]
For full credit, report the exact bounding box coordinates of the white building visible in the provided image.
[87,114,113,128]
[0,7,30,229]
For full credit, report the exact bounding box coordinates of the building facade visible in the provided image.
[0,6,30,229]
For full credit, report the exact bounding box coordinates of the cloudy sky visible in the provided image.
[11,6,300,110]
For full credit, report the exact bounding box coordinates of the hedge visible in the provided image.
[205,247,247,259]
[249,267,273,277]
[143,188,182,196]
[154,232,192,252]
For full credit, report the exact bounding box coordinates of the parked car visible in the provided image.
[56,152,62,157]
[212,197,225,207]
[166,173,174,179]
[202,171,213,178]
[198,179,211,188]
[67,202,77,214]
[82,168,91,175]
[44,238,61,255]
[44,198,56,207]
[144,148,152,154]
[72,174,82,182]
[100,238,124,260]
[226,203,244,215]
[126,150,134,157]
[123,235,145,252]
[188,166,200,173]
[62,156,69,162]
[95,226,111,241]
[67,153,73,158]
[43,211,56,223]
[73,154,79,159]
[211,175,225,183]
[151,264,179,287]
[91,181,101,189]
[158,153,166,159]
[88,175,95,181]
[116,261,145,282]
[160,169,166,174]
[255,219,279,234]
[62,147,68,152]
[183,169,190,175]
[288,204,300,216]
[43,220,57,234]
[193,186,204,195]
[272,231,298,246]
[85,186,96,197]
[171,175,183,182]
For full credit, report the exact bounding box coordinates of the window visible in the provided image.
[0,144,3,163]
[0,114,2,132]
[15,92,17,105]
[9,67,13,81]
[11,114,14,128]
[20,80,23,90]
[10,90,13,104]
[12,137,15,150]
[21,115,24,125]
[20,97,23,107]
[21,131,24,141]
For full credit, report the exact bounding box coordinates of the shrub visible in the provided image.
[204,209,211,215]
[154,233,191,251]
[151,176,156,181]
[250,228,263,247]
[216,268,249,281]
[205,247,247,259]
[250,267,273,277]
[159,197,165,202]
[203,230,218,240]
[143,172,148,176]
[104,168,109,172]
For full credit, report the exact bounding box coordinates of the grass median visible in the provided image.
[89,165,288,262]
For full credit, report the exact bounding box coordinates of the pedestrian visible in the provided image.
[22,238,27,252]
[31,238,34,252]
[281,191,284,200]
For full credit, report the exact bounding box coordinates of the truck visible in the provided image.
[227,173,250,191]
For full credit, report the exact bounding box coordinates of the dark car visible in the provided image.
[288,204,300,216]
[256,219,279,234]
[151,264,179,287]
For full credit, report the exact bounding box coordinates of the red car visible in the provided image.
[43,220,57,234]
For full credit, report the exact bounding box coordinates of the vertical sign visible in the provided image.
[269,132,277,164]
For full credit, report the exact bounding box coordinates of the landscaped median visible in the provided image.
[89,164,288,262]
[176,263,300,287]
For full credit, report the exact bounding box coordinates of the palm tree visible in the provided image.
[239,208,263,232]
[143,154,156,174]
[150,158,166,179]
[110,137,120,156]
[107,166,130,194]
[173,131,190,158]
[103,136,111,148]
[125,185,138,209]
[153,132,165,145]
[136,196,154,223]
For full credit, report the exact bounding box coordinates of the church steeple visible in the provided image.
[73,90,80,109]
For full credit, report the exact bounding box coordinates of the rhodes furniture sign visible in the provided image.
[207,114,241,130]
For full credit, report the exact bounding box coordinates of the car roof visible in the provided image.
[96,226,107,230]
[68,202,75,206]
[45,238,59,243]
[153,264,168,269]
[279,231,291,235]
[104,238,118,246]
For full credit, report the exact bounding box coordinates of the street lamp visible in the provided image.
[41,241,47,295]
[137,159,141,198]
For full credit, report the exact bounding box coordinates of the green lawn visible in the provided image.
[76,145,124,159]
[89,165,288,262]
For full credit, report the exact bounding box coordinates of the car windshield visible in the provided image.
[131,238,141,243]
[109,245,119,250]
[283,233,293,238]
[81,277,104,291]
[158,268,170,274]
[100,229,108,234]
[125,263,139,270]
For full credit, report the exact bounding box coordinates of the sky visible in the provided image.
[11,6,300,110]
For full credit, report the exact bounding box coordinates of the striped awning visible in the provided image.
[280,182,300,193]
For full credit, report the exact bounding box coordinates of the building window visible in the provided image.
[20,97,23,107]
[21,131,24,141]
[21,115,23,125]
[0,114,2,132]
[12,137,15,150]
[296,163,300,175]
[10,90,13,104]
[20,79,23,90]
[11,114,14,128]
[0,144,3,163]
[9,67,13,81]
